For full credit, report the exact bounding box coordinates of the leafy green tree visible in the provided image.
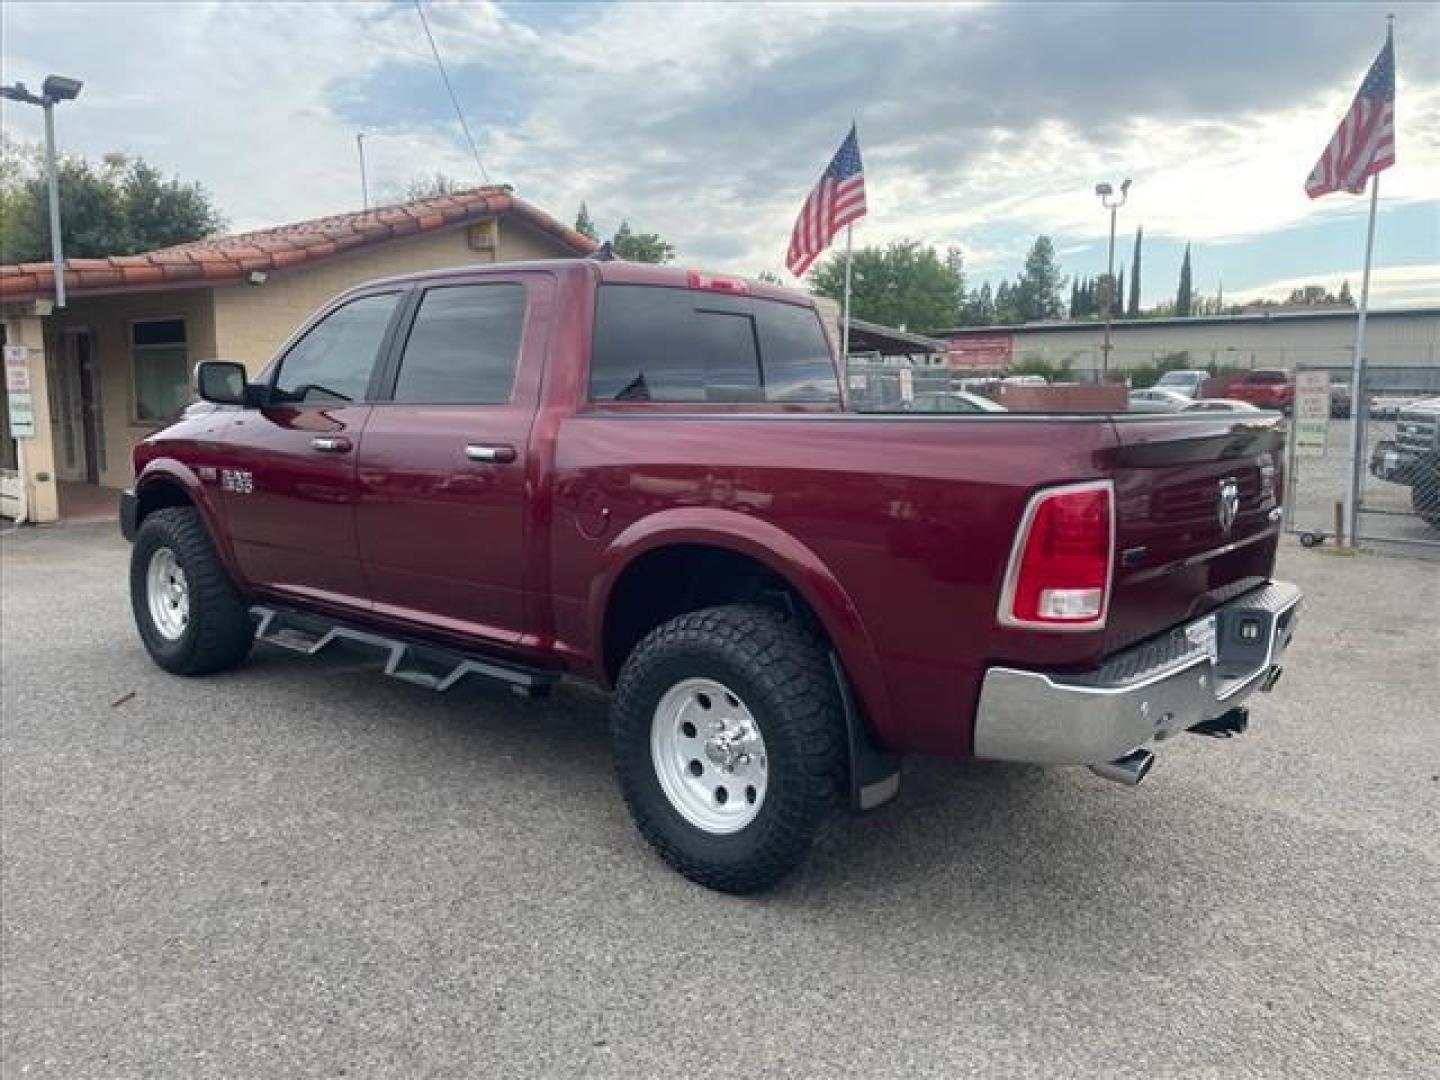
[1176,243,1193,317]
[809,239,964,331]
[574,202,598,241]
[1013,235,1065,321]
[944,245,967,308]
[994,280,1020,324]
[611,220,674,263]
[380,172,467,204]
[755,270,783,285]
[1,142,224,262]
[1126,226,1143,318]
[965,281,996,326]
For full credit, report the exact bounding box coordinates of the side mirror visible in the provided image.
[195,360,250,406]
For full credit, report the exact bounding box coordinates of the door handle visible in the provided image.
[465,443,517,464]
[310,435,352,453]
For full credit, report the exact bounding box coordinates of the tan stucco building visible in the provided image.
[0,187,595,523]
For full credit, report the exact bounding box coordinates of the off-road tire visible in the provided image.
[610,603,846,894]
[131,506,254,676]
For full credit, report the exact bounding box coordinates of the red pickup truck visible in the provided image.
[1225,369,1296,413]
[121,260,1300,892]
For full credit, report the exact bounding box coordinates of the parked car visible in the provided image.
[120,259,1301,893]
[907,390,1007,413]
[1184,399,1263,413]
[1128,387,1192,413]
[1226,369,1295,413]
[1370,396,1440,530]
[1367,393,1423,420]
[1153,369,1209,399]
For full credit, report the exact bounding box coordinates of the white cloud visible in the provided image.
[1233,264,1440,308]
[1,0,1437,289]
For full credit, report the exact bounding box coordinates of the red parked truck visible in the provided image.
[1224,368,1296,413]
[121,260,1300,892]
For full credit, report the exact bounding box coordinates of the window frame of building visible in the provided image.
[130,316,189,426]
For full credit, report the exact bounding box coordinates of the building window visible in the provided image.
[131,318,189,423]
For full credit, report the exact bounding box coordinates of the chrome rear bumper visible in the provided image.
[974,581,1301,766]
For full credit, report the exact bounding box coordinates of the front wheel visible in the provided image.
[610,604,847,894]
[130,506,254,676]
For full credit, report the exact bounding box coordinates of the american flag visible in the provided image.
[786,125,867,277]
[1305,34,1396,199]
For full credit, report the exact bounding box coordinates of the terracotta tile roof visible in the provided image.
[0,186,597,303]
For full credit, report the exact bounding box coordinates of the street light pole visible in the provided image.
[42,100,65,307]
[1094,178,1131,379]
[0,74,83,309]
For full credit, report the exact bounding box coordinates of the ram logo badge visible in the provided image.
[221,469,254,495]
[1217,477,1240,536]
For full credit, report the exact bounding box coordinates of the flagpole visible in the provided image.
[1343,172,1380,548]
[840,224,854,363]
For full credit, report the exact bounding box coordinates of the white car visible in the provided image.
[1183,398,1263,413]
[908,390,1008,413]
[1154,370,1209,398]
[1128,388,1192,413]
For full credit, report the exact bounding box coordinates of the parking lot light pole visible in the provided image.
[0,74,84,308]
[1094,178,1131,378]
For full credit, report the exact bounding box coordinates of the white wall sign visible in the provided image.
[3,345,36,439]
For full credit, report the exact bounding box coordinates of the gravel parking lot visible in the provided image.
[3,523,1437,1078]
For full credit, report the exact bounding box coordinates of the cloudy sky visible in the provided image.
[2,1,1437,308]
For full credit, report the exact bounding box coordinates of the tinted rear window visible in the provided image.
[590,285,838,404]
[393,283,526,404]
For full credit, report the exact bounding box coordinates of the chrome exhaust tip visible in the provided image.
[1089,748,1155,787]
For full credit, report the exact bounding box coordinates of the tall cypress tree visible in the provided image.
[1116,270,1125,319]
[574,202,598,241]
[1176,243,1193,317]
[1069,280,1079,319]
[1126,226,1143,317]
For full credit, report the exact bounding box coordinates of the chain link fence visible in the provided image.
[1277,363,1438,549]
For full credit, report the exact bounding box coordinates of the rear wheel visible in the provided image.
[130,506,254,676]
[610,603,846,894]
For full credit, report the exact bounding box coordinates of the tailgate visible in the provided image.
[1101,415,1285,654]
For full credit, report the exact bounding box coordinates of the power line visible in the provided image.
[413,0,490,186]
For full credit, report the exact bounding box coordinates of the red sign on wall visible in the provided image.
[944,332,1013,370]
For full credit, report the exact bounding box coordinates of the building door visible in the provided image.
[74,331,101,483]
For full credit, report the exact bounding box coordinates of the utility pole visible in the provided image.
[357,133,370,209]
[1094,178,1131,378]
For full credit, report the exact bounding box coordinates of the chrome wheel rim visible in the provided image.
[650,677,768,834]
[146,547,190,641]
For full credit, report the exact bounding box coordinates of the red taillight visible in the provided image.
[687,270,749,294]
[1000,482,1113,629]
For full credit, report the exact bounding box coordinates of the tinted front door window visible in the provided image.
[273,293,399,404]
